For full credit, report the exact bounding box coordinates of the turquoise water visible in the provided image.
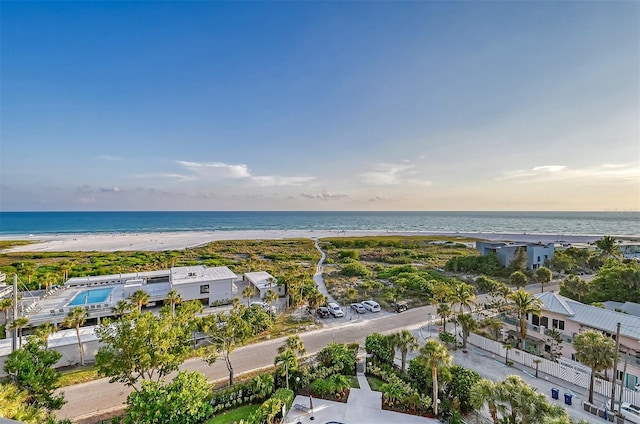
[0,211,638,236]
[68,288,113,306]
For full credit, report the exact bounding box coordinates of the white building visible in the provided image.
[171,265,236,305]
[243,271,284,299]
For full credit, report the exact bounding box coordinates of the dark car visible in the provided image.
[317,306,330,318]
[395,301,408,313]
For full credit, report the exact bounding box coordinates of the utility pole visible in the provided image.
[610,322,621,413]
[618,346,629,412]
[11,274,18,352]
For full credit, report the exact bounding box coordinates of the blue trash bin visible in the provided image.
[551,388,559,400]
[564,393,572,405]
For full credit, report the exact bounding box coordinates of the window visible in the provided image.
[532,315,540,326]
[200,284,210,294]
[537,256,541,262]
[541,317,549,327]
[552,319,565,330]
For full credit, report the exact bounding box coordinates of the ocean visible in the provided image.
[0,211,638,237]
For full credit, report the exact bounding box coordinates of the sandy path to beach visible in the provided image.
[0,230,605,253]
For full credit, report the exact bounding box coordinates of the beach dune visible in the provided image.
[0,230,605,253]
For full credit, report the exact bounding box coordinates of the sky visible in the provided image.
[1,1,638,212]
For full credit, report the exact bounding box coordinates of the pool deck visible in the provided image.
[20,281,170,326]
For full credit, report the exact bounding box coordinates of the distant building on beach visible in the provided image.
[9,265,242,330]
[476,241,554,270]
[243,271,284,299]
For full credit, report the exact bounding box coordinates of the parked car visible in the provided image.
[350,303,366,314]
[362,300,380,312]
[316,306,330,318]
[327,302,344,317]
[395,301,408,313]
[619,402,640,424]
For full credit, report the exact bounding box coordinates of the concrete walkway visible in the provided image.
[284,371,439,424]
[312,238,337,304]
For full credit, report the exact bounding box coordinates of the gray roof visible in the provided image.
[536,292,640,341]
[244,271,277,289]
[604,301,640,318]
[536,292,574,316]
[171,265,236,285]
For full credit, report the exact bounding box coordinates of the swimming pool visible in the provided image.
[68,288,114,306]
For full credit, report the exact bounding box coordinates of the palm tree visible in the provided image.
[457,313,478,350]
[112,300,132,318]
[595,235,621,259]
[8,317,29,348]
[573,330,617,403]
[534,267,553,293]
[470,378,503,424]
[0,298,13,324]
[63,307,88,365]
[264,289,278,318]
[130,290,150,313]
[274,349,297,390]
[417,339,452,416]
[436,303,451,329]
[277,335,306,357]
[450,283,477,313]
[34,322,57,350]
[166,289,182,317]
[58,261,74,281]
[242,285,254,307]
[306,290,326,322]
[507,288,542,349]
[391,329,418,372]
[483,316,503,341]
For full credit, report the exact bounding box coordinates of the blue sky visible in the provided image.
[1,1,638,211]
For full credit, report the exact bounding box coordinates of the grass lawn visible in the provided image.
[206,404,260,424]
[366,376,385,392]
[348,376,360,389]
[58,366,100,386]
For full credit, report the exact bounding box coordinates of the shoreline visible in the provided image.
[0,230,624,253]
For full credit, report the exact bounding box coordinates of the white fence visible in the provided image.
[469,333,640,405]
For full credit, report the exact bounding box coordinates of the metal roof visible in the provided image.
[537,292,640,341]
[536,292,574,316]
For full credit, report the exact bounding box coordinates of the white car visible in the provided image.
[362,300,380,312]
[327,302,344,317]
[350,303,366,314]
[619,403,640,424]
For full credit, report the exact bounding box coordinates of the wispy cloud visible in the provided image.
[134,172,198,182]
[175,160,315,187]
[299,191,350,201]
[97,155,123,161]
[498,163,640,182]
[360,162,432,186]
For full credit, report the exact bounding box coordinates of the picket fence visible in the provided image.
[468,333,640,406]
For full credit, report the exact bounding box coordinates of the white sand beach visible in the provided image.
[0,230,607,253]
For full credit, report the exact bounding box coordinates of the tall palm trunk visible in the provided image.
[75,325,84,365]
[432,365,439,416]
